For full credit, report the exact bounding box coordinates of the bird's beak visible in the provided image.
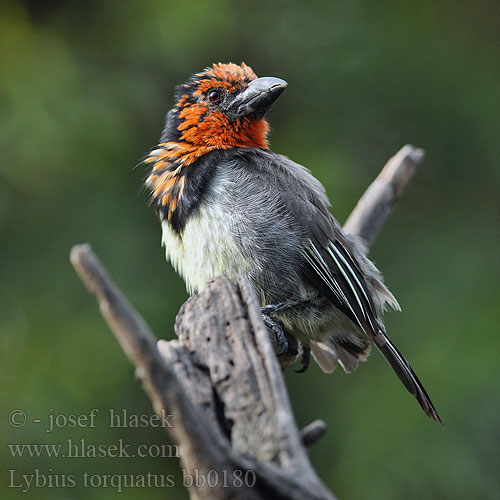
[229,77,288,118]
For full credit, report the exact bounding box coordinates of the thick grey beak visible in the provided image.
[229,77,288,118]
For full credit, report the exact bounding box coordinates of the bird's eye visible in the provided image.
[208,89,222,103]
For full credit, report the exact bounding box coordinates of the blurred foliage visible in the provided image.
[1,0,499,499]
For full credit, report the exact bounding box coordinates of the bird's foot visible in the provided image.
[261,297,307,316]
[261,303,286,316]
[295,344,311,373]
[261,312,288,355]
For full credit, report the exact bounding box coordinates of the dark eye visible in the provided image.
[208,89,222,103]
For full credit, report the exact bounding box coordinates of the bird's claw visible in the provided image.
[261,312,288,355]
[295,344,311,373]
[261,304,281,316]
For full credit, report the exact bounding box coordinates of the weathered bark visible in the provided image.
[71,145,424,499]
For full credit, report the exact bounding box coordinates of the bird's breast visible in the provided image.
[159,151,309,302]
[161,193,251,295]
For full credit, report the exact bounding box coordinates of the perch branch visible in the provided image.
[70,247,334,500]
[70,144,423,499]
[344,144,424,245]
[300,420,328,447]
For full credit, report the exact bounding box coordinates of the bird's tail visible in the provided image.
[373,331,443,425]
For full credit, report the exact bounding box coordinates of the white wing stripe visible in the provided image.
[330,242,372,308]
[328,243,380,333]
[309,245,353,309]
[303,242,359,322]
[327,246,367,324]
[303,248,343,303]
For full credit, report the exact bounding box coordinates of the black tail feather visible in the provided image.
[374,332,443,426]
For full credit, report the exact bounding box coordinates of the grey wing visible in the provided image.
[300,202,382,338]
[291,172,442,423]
[258,149,394,332]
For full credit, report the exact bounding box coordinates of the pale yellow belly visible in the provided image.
[161,204,251,295]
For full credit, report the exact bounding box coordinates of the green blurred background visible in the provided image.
[1,1,499,499]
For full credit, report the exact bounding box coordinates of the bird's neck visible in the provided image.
[177,116,271,155]
[145,148,222,233]
[145,118,270,230]
[158,114,271,165]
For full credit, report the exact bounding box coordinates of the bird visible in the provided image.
[143,62,441,424]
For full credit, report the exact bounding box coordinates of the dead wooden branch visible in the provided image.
[344,144,424,245]
[70,144,424,499]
